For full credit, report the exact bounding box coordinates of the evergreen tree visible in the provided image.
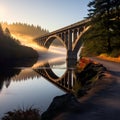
[88,0,111,52]
[5,27,11,36]
[81,0,120,57]
[112,0,120,20]
[86,0,120,54]
[0,24,3,36]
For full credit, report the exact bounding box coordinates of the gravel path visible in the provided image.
[54,58,120,120]
[90,57,120,82]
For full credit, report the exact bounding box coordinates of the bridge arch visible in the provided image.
[44,35,67,49]
[73,26,90,53]
[35,19,90,67]
[42,63,67,82]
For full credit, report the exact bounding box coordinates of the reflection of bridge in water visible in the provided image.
[34,63,77,93]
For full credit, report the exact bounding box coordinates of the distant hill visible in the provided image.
[1,22,50,51]
[1,22,63,47]
[0,24,38,62]
[1,22,49,38]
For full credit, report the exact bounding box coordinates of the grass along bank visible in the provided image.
[98,53,120,63]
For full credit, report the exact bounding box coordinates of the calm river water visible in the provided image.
[0,54,74,117]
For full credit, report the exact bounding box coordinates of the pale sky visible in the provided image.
[0,0,90,31]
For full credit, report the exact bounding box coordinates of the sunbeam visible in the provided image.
[11,33,47,52]
[11,33,66,56]
[49,46,66,55]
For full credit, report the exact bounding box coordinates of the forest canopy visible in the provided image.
[81,0,120,57]
[1,22,49,38]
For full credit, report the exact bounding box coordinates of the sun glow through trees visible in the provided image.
[11,33,66,55]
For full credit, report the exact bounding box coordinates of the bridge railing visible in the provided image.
[35,19,90,40]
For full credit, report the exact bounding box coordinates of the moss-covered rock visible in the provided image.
[41,94,81,120]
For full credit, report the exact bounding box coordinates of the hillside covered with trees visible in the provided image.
[81,0,120,57]
[1,22,49,38]
[1,22,64,47]
[0,24,38,62]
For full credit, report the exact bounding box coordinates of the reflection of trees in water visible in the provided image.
[0,68,21,91]
[0,58,96,98]
[35,62,96,98]
[34,62,84,97]
[11,69,40,82]
[0,81,4,92]
[0,58,38,92]
[0,68,40,92]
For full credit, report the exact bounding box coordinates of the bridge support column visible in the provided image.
[67,50,77,67]
[73,29,77,42]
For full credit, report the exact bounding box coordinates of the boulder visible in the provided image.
[41,94,81,120]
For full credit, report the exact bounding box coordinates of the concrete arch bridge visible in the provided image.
[35,19,90,67]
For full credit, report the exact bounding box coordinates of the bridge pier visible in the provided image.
[67,50,77,67]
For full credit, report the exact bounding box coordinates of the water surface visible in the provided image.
[0,56,67,117]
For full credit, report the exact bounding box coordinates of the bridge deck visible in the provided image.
[38,19,90,38]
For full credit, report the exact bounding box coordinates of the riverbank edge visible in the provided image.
[1,58,114,120]
[41,58,113,120]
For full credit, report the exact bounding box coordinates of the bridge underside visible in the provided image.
[35,19,90,67]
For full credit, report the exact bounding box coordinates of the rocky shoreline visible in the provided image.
[41,60,112,120]
[1,58,116,120]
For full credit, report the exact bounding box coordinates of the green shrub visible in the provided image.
[110,49,120,57]
[2,107,41,120]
